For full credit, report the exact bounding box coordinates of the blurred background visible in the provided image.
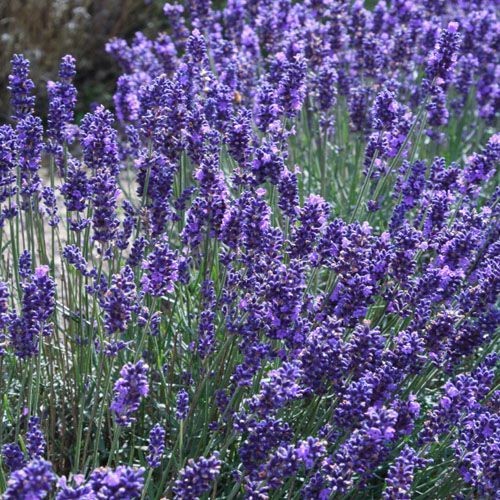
[0,0,168,121]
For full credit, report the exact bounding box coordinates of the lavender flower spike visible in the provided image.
[4,459,56,499]
[173,452,221,499]
[111,360,149,426]
[146,424,166,468]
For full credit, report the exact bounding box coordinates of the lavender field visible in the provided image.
[0,1,498,498]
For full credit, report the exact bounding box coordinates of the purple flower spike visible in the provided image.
[141,236,179,297]
[4,459,56,499]
[88,465,145,499]
[8,54,35,120]
[10,264,56,358]
[146,424,166,469]
[176,388,190,421]
[383,446,430,500]
[101,265,137,335]
[1,443,26,472]
[111,360,149,427]
[173,452,221,499]
[47,55,78,149]
[26,416,46,459]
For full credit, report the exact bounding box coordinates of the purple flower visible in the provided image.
[248,361,303,417]
[334,361,400,429]
[0,280,9,354]
[342,322,385,377]
[238,417,293,474]
[146,424,165,468]
[203,79,233,131]
[299,318,343,393]
[47,55,78,146]
[426,88,449,129]
[116,200,136,250]
[176,388,190,421]
[197,280,216,358]
[240,189,274,253]
[227,108,253,167]
[136,152,175,237]
[364,133,389,179]
[371,89,401,131]
[80,106,120,175]
[425,22,461,92]
[113,74,142,123]
[261,437,326,489]
[390,160,427,230]
[155,33,178,74]
[91,170,120,245]
[16,114,43,201]
[0,125,18,214]
[460,134,500,196]
[19,249,32,280]
[291,194,330,259]
[315,57,338,113]
[141,236,179,297]
[278,167,299,219]
[420,356,497,443]
[453,404,500,496]
[26,416,46,459]
[0,3,498,498]
[182,145,229,244]
[162,4,188,53]
[111,360,149,426]
[4,459,56,499]
[186,29,208,65]
[60,158,91,213]
[97,339,129,358]
[8,54,35,120]
[139,75,187,158]
[173,452,221,499]
[88,465,145,499]
[1,443,26,472]
[319,406,401,494]
[127,236,147,268]
[41,187,60,226]
[383,446,429,500]
[62,245,91,276]
[56,475,94,499]
[254,80,281,133]
[101,265,137,335]
[10,265,56,358]
[349,86,370,133]
[277,53,307,117]
[251,140,285,185]
[263,259,306,343]
[322,221,390,325]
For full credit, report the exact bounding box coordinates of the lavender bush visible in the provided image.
[0,1,498,498]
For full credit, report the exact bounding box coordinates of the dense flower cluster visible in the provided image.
[87,466,145,499]
[3,459,56,499]
[0,0,498,498]
[26,416,46,459]
[173,453,221,499]
[146,424,166,469]
[383,446,429,500]
[110,360,149,426]
[1,443,26,473]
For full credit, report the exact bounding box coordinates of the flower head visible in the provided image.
[4,459,56,499]
[146,424,166,468]
[173,452,221,499]
[111,360,149,426]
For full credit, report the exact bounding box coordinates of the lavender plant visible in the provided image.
[0,1,498,499]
